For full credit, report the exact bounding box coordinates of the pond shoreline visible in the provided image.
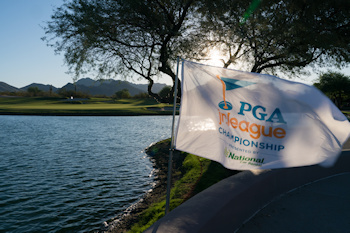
[102,140,184,233]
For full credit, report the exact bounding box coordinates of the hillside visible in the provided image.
[20,83,58,93]
[61,79,146,96]
[129,82,168,94]
[0,82,20,92]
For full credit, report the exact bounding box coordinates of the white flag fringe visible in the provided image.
[174,60,350,170]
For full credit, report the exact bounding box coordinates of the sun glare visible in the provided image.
[205,47,246,71]
[207,49,226,67]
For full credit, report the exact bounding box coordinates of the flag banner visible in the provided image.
[174,60,350,170]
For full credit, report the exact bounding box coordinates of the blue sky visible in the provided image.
[0,0,349,89]
[0,0,152,88]
[0,0,74,88]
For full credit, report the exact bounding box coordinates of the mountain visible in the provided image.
[75,78,168,94]
[0,78,169,97]
[61,80,144,96]
[129,82,168,94]
[61,78,168,96]
[20,83,59,93]
[0,82,20,92]
[75,78,102,87]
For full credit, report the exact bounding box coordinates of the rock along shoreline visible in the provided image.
[100,140,184,233]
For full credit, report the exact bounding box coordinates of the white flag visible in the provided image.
[174,60,350,170]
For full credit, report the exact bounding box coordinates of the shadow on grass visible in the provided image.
[193,160,240,196]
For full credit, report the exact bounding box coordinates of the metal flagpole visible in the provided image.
[165,56,180,215]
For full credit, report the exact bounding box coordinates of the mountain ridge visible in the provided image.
[1,78,168,96]
[0,82,20,92]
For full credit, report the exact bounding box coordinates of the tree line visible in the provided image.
[0,86,172,100]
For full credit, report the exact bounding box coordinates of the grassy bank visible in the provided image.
[0,96,175,116]
[107,139,239,233]
[343,111,350,121]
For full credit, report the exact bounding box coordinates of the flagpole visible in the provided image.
[165,56,180,215]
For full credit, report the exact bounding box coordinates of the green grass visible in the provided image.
[0,97,174,115]
[342,111,350,121]
[128,141,238,233]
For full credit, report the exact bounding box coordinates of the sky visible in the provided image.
[0,0,73,88]
[0,0,156,89]
[1,0,349,89]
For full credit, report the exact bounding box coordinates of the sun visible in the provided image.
[206,48,246,70]
[208,49,226,67]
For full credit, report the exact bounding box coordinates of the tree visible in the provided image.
[186,0,350,76]
[44,0,350,103]
[58,88,89,98]
[158,86,172,101]
[43,0,198,102]
[133,92,150,99]
[113,89,131,99]
[27,87,42,97]
[314,71,350,108]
